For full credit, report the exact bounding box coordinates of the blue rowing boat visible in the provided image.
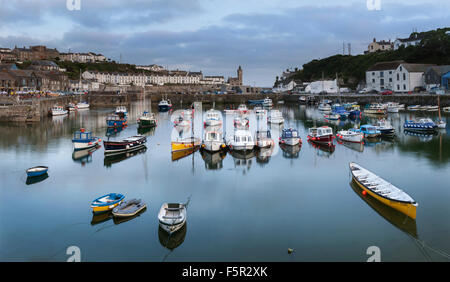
[26,166,49,177]
[91,193,125,213]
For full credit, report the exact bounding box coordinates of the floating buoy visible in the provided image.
[362,191,367,196]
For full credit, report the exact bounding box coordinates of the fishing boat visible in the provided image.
[318,103,332,113]
[262,97,273,107]
[336,130,364,143]
[204,109,222,127]
[137,111,157,128]
[375,119,395,136]
[50,105,68,116]
[256,130,274,148]
[158,99,172,112]
[91,193,125,214]
[234,116,249,128]
[228,129,255,152]
[171,136,201,153]
[66,102,77,112]
[323,114,340,120]
[407,105,420,111]
[112,199,147,217]
[354,125,381,138]
[237,104,249,115]
[76,101,90,110]
[103,135,147,155]
[349,162,418,219]
[307,126,334,145]
[364,104,386,115]
[26,166,48,177]
[386,102,399,113]
[426,105,439,112]
[201,130,226,152]
[279,128,302,146]
[332,104,349,119]
[404,118,438,132]
[115,106,127,115]
[106,113,128,128]
[268,110,284,124]
[348,105,362,119]
[158,203,187,234]
[72,128,101,150]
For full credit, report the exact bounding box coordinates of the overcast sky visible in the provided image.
[0,0,449,86]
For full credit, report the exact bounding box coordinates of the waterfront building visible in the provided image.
[366,38,394,54]
[227,66,243,86]
[305,79,339,94]
[12,45,59,61]
[393,63,433,92]
[366,61,404,92]
[0,48,16,63]
[59,52,108,63]
[200,76,225,85]
[425,66,450,90]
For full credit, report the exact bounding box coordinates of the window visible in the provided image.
[372,79,375,83]
[380,72,384,77]
[380,79,384,85]
[389,71,392,75]
[403,73,406,80]
[397,74,400,81]
[397,85,400,90]
[403,84,406,90]
[400,67,403,71]
[389,78,392,82]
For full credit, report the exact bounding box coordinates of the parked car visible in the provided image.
[414,86,426,93]
[381,90,393,95]
[368,89,379,94]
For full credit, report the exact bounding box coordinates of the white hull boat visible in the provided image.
[336,130,364,143]
[51,106,68,116]
[158,203,187,234]
[228,129,255,151]
[268,110,284,124]
[202,131,226,152]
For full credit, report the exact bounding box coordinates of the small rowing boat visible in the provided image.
[103,135,147,155]
[91,193,125,213]
[349,162,418,219]
[26,166,48,177]
[112,199,147,217]
[158,203,187,234]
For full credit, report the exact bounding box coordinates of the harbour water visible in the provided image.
[1,102,449,262]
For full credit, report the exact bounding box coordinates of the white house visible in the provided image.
[366,61,403,92]
[393,63,433,92]
[305,79,338,94]
[394,32,425,50]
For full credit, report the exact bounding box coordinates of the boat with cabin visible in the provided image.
[158,99,172,112]
[72,128,101,150]
[353,125,381,138]
[66,103,77,112]
[228,129,255,152]
[375,120,395,136]
[137,111,157,128]
[201,130,226,152]
[106,112,127,128]
[50,105,68,116]
[262,97,273,107]
[280,128,302,146]
[318,103,332,113]
[255,130,274,148]
[350,162,418,219]
[364,104,386,115]
[404,118,438,132]
[268,110,284,124]
[307,126,334,145]
[336,130,364,143]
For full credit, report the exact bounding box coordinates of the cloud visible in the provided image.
[0,1,449,86]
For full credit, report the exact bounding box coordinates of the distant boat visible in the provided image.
[112,199,147,218]
[201,130,226,152]
[318,103,331,113]
[50,105,68,116]
[443,107,450,113]
[350,162,418,219]
[115,106,127,115]
[72,128,101,150]
[375,120,395,136]
[91,193,125,214]
[76,101,90,110]
[137,111,157,128]
[256,130,274,148]
[323,114,340,120]
[307,126,334,145]
[26,166,48,177]
[404,118,437,132]
[280,128,302,146]
[407,105,420,111]
[336,130,364,143]
[268,110,284,124]
[158,203,187,234]
[204,109,222,127]
[364,104,386,115]
[66,103,77,112]
[263,97,273,107]
[103,135,147,155]
[158,99,172,112]
[387,102,399,113]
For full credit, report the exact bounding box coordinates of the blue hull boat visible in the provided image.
[106,113,127,128]
[26,166,49,177]
[91,193,125,213]
[404,118,437,132]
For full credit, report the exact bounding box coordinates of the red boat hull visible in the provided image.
[307,134,334,145]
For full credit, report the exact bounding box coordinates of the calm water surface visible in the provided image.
[1,102,449,262]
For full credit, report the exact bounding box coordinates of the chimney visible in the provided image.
[373,38,376,43]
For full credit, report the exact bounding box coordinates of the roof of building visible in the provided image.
[367,61,405,71]
[426,65,450,75]
[401,63,435,73]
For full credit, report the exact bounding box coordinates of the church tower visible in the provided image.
[237,66,243,86]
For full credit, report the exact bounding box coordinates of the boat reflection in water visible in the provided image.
[113,206,147,225]
[106,125,127,137]
[337,140,364,153]
[172,147,199,162]
[308,140,335,157]
[26,173,49,185]
[363,137,381,147]
[159,223,187,255]
[279,143,301,159]
[72,146,100,166]
[200,149,226,170]
[104,147,147,167]
[404,130,437,143]
[256,146,274,166]
[138,126,156,136]
[349,181,418,239]
[90,211,113,226]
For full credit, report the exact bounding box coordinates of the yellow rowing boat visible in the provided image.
[171,137,201,153]
[349,162,418,219]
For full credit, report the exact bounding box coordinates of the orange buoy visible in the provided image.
[362,191,367,196]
